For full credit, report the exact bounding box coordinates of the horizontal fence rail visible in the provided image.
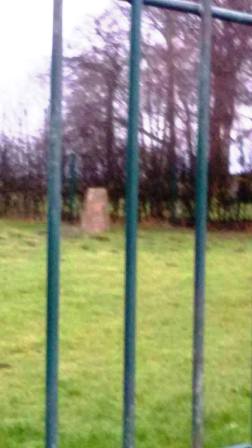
[125,0,252,26]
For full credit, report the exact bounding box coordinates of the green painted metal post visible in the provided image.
[192,1,212,448]
[46,1,63,447]
[123,1,142,447]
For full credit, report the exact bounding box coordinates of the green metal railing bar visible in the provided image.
[46,0,63,447]
[125,0,252,26]
[226,445,252,448]
[192,0,212,447]
[123,0,143,447]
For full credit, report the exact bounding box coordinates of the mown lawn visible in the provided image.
[0,219,251,448]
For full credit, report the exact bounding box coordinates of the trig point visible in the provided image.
[81,187,110,234]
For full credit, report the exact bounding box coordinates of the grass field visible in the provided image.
[0,219,251,448]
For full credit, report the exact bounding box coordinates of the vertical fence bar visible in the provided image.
[123,1,142,447]
[46,1,63,447]
[192,0,212,447]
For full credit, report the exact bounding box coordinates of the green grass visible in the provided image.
[0,219,251,448]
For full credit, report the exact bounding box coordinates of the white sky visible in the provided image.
[0,0,112,135]
[0,1,250,172]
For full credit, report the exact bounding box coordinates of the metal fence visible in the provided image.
[46,0,252,447]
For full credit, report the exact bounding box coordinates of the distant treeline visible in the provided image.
[0,0,252,224]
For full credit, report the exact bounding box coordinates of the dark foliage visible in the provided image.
[0,1,251,223]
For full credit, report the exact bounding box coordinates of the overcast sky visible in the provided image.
[0,1,250,172]
[0,0,112,134]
